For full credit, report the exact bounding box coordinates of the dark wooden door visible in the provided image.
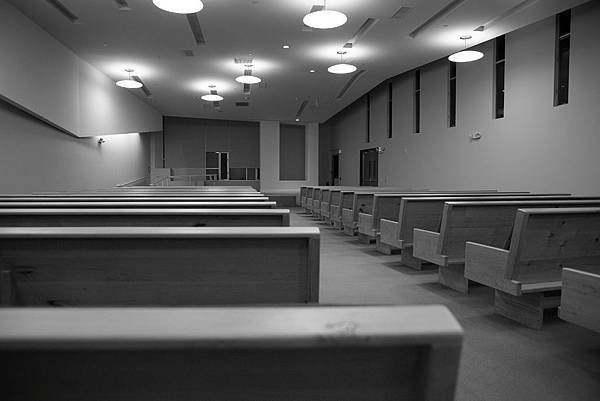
[360,148,378,186]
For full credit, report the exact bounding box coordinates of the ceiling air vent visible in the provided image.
[391,6,412,20]
[295,100,309,120]
[474,0,539,31]
[182,49,194,57]
[46,0,80,24]
[114,0,131,11]
[235,58,254,65]
[409,0,468,38]
[344,18,379,48]
[236,102,250,107]
[132,76,152,97]
[186,14,206,45]
[336,70,366,100]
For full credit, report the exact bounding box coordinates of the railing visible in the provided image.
[116,176,150,187]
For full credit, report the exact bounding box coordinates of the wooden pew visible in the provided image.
[302,186,315,211]
[0,305,463,401]
[359,192,535,249]
[0,196,270,202]
[413,199,600,292]
[380,195,574,263]
[559,268,600,333]
[0,208,291,227]
[344,190,498,238]
[0,201,277,209]
[0,227,319,306]
[18,192,264,198]
[464,208,600,328]
[109,185,257,191]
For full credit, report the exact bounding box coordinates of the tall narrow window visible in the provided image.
[366,93,371,143]
[387,82,393,138]
[414,69,421,133]
[554,10,571,106]
[448,62,456,127]
[494,35,506,118]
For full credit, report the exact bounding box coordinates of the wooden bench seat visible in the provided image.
[0,196,269,202]
[0,201,277,209]
[0,227,319,306]
[0,305,463,401]
[464,207,600,328]
[0,208,291,227]
[360,192,538,253]
[345,190,499,239]
[380,195,574,266]
[558,268,600,333]
[18,192,264,197]
[413,199,600,293]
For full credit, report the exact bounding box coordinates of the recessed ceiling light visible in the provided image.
[448,35,484,63]
[295,118,300,122]
[116,69,143,89]
[153,0,204,14]
[201,85,223,101]
[328,51,357,74]
[282,44,290,49]
[309,69,316,73]
[303,1,347,29]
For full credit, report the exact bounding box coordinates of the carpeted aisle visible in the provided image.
[291,208,600,401]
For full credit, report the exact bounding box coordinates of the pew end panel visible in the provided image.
[0,227,320,306]
[559,268,600,333]
[464,242,511,292]
[342,209,356,236]
[0,305,464,401]
[379,219,401,250]
[413,230,446,267]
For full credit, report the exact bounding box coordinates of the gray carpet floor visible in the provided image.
[291,209,600,401]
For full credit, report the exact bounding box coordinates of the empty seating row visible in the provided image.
[0,305,463,401]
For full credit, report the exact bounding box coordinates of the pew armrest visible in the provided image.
[380,219,401,248]
[413,229,445,266]
[464,242,514,293]
[559,268,600,333]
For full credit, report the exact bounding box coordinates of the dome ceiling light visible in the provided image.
[116,69,143,89]
[201,85,223,102]
[328,51,357,74]
[303,0,347,30]
[236,66,262,84]
[153,0,204,14]
[448,35,484,63]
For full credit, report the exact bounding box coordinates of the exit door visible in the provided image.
[360,148,378,186]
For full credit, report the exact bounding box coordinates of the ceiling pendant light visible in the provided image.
[235,66,261,84]
[153,0,204,14]
[448,35,484,63]
[303,0,347,29]
[328,51,357,74]
[116,69,143,89]
[201,85,223,102]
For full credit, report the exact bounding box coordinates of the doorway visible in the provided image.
[360,148,378,186]
[331,154,340,185]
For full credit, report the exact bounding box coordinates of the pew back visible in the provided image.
[0,227,319,305]
[0,208,290,227]
[439,200,600,264]
[0,305,463,401]
[0,201,277,209]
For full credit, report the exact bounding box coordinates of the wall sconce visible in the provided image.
[469,132,482,142]
[97,138,106,144]
[376,146,385,154]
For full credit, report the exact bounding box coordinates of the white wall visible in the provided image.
[0,1,162,138]
[323,1,600,195]
[260,121,318,193]
[0,99,150,193]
